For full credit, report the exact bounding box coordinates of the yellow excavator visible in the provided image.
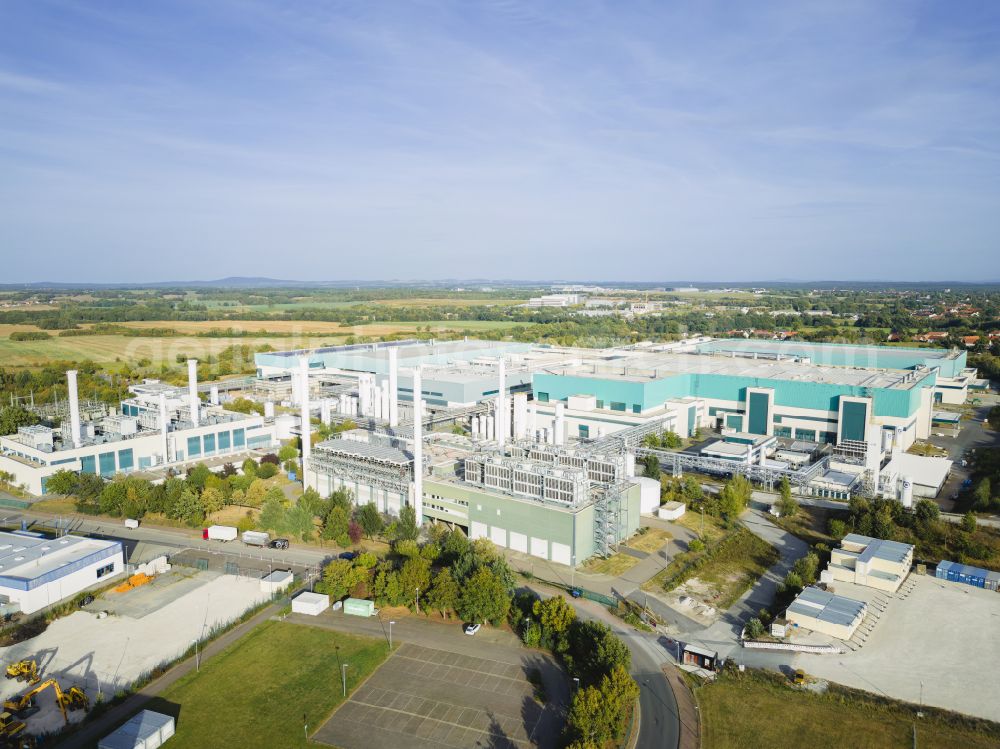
[2,662,38,686]
[0,710,26,740]
[3,679,87,724]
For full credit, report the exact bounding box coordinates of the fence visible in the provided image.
[742,640,843,654]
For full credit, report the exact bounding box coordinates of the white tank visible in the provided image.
[900,476,914,509]
[264,401,275,419]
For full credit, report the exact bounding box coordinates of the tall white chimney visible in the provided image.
[412,367,423,525]
[66,369,82,448]
[187,359,200,427]
[300,357,311,488]
[554,402,565,446]
[209,385,219,406]
[496,357,506,447]
[159,392,170,464]
[513,392,528,440]
[388,346,399,427]
[529,402,537,442]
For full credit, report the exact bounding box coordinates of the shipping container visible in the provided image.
[203,525,238,542]
[936,560,999,592]
[344,598,375,617]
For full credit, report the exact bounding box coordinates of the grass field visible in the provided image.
[154,620,388,749]
[675,509,728,544]
[625,528,672,554]
[583,552,639,576]
[698,669,1000,749]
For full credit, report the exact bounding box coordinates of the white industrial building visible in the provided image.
[0,532,124,615]
[0,361,279,495]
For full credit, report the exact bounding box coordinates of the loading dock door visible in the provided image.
[509,532,528,553]
[551,543,571,566]
[530,537,548,559]
[470,521,488,540]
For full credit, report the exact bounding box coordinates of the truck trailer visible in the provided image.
[203,525,238,542]
[242,531,270,547]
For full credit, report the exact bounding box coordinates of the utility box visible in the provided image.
[292,591,329,616]
[344,598,375,617]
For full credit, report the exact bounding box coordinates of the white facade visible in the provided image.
[0,533,124,615]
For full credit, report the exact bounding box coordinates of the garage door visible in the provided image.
[490,526,507,547]
[470,521,488,540]
[509,532,528,553]
[551,542,571,566]
[530,537,548,559]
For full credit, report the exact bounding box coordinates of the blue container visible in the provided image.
[288,471,296,481]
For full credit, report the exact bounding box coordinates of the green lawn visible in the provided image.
[699,669,1000,749]
[154,620,388,748]
[583,552,639,576]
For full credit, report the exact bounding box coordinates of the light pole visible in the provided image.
[389,620,395,650]
[415,587,420,614]
[571,554,576,589]
[341,663,349,697]
[572,677,580,692]
[192,638,200,672]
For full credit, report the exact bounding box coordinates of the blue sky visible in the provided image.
[1,0,998,283]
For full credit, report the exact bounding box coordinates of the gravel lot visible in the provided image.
[0,571,270,736]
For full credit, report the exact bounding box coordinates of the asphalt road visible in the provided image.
[526,583,680,749]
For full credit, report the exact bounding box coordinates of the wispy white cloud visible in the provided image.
[0,0,998,282]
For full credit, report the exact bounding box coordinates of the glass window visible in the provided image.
[610,401,626,412]
[537,392,549,403]
[80,455,97,474]
[233,428,246,448]
[632,404,641,414]
[578,425,590,438]
[596,400,604,409]
[218,431,231,452]
[203,433,216,455]
[117,449,134,471]
[187,436,201,457]
[96,563,115,579]
[98,452,116,477]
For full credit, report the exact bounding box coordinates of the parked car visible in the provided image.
[570,588,583,598]
[79,594,94,607]
[464,623,481,636]
[269,538,290,550]
[339,551,357,560]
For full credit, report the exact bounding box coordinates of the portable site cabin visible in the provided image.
[936,560,1000,591]
[291,591,330,616]
[99,710,175,749]
[681,644,719,671]
[344,597,375,617]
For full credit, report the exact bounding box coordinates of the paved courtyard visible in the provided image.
[797,574,1000,721]
[314,641,560,749]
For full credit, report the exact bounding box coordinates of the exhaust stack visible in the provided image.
[412,367,423,525]
[300,357,311,488]
[187,359,200,427]
[388,346,399,427]
[66,370,82,448]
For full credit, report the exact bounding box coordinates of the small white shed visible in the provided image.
[292,591,330,616]
[260,570,294,594]
[657,501,686,521]
[99,710,175,749]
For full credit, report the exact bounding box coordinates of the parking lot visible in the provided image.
[314,641,562,749]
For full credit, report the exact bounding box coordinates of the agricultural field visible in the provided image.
[0,333,339,367]
[698,669,1000,749]
[152,621,388,748]
[193,296,525,312]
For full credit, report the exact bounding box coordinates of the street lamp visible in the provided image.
[342,663,349,697]
[571,554,576,589]
[415,587,420,614]
[572,677,580,692]
[191,638,200,672]
[389,620,395,650]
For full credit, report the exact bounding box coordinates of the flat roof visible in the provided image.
[787,586,866,628]
[695,338,961,369]
[314,438,411,464]
[883,453,952,488]
[841,533,914,565]
[0,532,121,583]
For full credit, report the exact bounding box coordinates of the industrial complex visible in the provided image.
[0,336,973,566]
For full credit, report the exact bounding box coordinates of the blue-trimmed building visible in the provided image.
[0,532,124,614]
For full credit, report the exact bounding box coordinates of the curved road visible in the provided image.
[528,583,681,749]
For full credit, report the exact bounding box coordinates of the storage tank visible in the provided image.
[900,476,914,509]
